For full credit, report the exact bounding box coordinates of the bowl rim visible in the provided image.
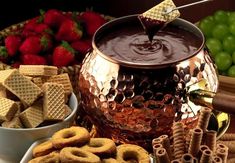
[0,92,78,131]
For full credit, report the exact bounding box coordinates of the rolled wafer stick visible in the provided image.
[217,141,235,154]
[200,149,213,163]
[181,153,194,163]
[197,107,211,132]
[155,147,171,163]
[159,135,173,160]
[186,129,193,152]
[193,157,198,163]
[152,137,163,146]
[188,128,203,157]
[204,130,217,153]
[216,148,228,163]
[198,145,209,160]
[153,143,163,158]
[220,133,235,141]
[173,122,186,159]
[212,156,222,163]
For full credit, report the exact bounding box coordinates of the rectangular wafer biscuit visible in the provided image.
[32,77,49,88]
[47,74,73,95]
[0,85,7,97]
[0,69,42,106]
[0,97,18,121]
[19,101,43,128]
[19,65,58,77]
[1,116,23,128]
[42,82,65,121]
[63,104,72,118]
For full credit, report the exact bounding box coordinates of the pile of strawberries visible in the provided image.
[0,9,107,67]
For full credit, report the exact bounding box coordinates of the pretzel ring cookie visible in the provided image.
[116,144,150,163]
[60,147,101,163]
[52,126,90,149]
[81,138,116,158]
[32,139,55,157]
[29,151,60,163]
[101,158,119,163]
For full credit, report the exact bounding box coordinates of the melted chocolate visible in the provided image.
[97,23,201,66]
[138,15,165,41]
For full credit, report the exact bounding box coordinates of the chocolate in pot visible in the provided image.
[79,15,219,150]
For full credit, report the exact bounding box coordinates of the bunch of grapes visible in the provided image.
[199,10,235,77]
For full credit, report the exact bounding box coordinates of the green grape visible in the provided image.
[232,51,235,64]
[228,12,235,24]
[199,17,215,37]
[215,52,232,71]
[213,10,229,24]
[229,22,235,36]
[206,38,222,57]
[212,24,229,40]
[228,65,235,77]
[223,35,235,53]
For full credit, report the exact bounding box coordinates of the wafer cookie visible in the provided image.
[32,77,49,88]
[0,97,18,121]
[1,116,23,128]
[19,65,58,77]
[47,74,73,95]
[0,69,42,106]
[42,83,65,121]
[19,101,44,128]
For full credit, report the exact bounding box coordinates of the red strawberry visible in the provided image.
[80,11,106,36]
[71,39,91,55]
[4,35,22,56]
[52,41,75,67]
[24,17,43,31]
[21,54,47,65]
[44,9,67,28]
[56,19,82,42]
[19,35,52,54]
[34,23,53,35]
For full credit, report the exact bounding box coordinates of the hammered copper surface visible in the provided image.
[78,16,219,149]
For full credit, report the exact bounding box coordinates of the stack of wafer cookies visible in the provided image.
[0,65,73,129]
[152,107,230,163]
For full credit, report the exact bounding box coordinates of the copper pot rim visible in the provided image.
[92,14,205,69]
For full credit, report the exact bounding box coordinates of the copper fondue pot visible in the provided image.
[78,15,233,149]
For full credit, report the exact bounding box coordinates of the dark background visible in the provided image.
[0,0,235,30]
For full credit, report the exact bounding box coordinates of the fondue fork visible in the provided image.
[162,0,213,15]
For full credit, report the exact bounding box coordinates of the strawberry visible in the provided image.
[44,9,67,28]
[4,35,22,56]
[11,61,21,68]
[52,41,75,67]
[21,54,47,65]
[24,17,41,31]
[56,19,82,42]
[80,11,106,36]
[19,35,52,54]
[0,46,8,61]
[71,39,91,55]
[34,23,53,35]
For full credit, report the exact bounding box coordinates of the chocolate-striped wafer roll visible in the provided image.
[159,135,172,160]
[156,147,171,163]
[189,128,203,157]
[200,149,213,163]
[153,143,163,158]
[181,153,194,163]
[152,137,163,146]
[186,130,193,152]
[197,107,211,132]
[198,145,209,160]
[193,157,198,163]
[204,130,217,153]
[173,122,185,159]
[217,141,235,154]
[212,156,222,163]
[220,133,235,141]
[216,148,228,163]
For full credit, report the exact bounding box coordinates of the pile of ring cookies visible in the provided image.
[151,107,231,163]
[28,126,151,163]
[0,65,73,128]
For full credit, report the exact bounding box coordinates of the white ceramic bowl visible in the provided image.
[0,93,78,163]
